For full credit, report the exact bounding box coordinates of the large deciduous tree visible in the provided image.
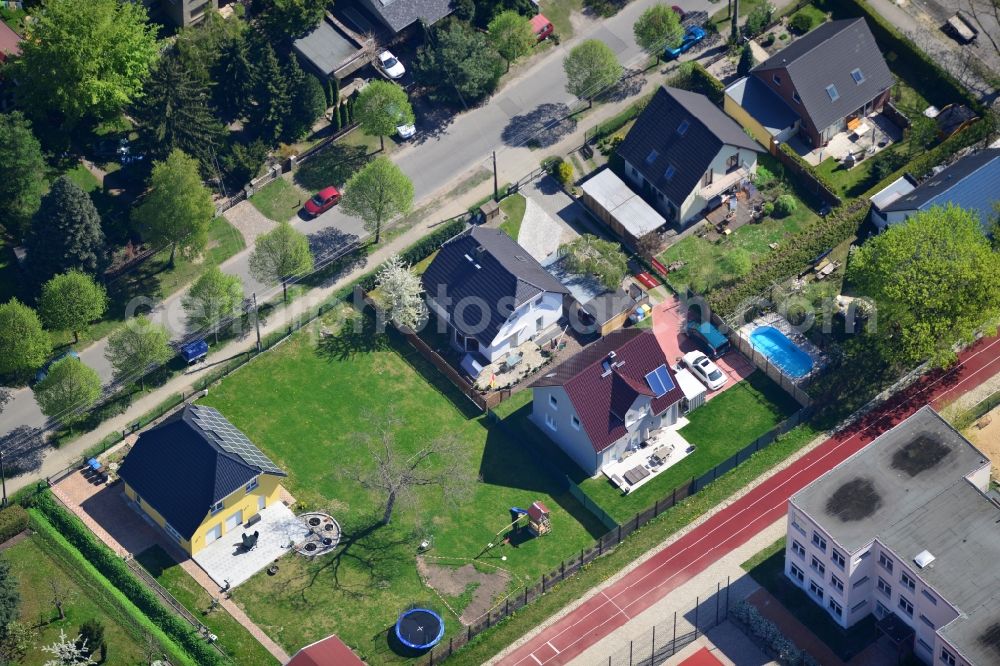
[39,271,108,344]
[33,356,102,422]
[132,53,226,173]
[848,205,1000,367]
[182,267,244,343]
[0,112,46,238]
[133,150,215,267]
[26,177,106,284]
[0,300,49,378]
[563,40,622,107]
[355,81,415,152]
[257,0,326,41]
[488,10,535,72]
[14,0,158,125]
[633,4,684,65]
[374,254,426,331]
[560,234,628,289]
[175,8,246,83]
[414,21,505,105]
[341,157,414,244]
[248,222,314,302]
[104,317,173,390]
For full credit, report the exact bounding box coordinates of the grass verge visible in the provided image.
[499,194,527,240]
[249,178,309,222]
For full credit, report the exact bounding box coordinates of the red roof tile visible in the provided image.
[0,21,21,62]
[286,635,364,666]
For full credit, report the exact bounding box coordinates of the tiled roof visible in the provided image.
[287,634,365,666]
[752,18,894,133]
[363,0,452,32]
[118,405,286,539]
[0,20,21,62]
[532,330,684,452]
[421,227,568,348]
[617,86,760,205]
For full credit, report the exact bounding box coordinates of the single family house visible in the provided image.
[356,0,452,33]
[118,405,287,556]
[530,329,684,475]
[421,227,569,365]
[617,86,762,226]
[869,148,1000,231]
[727,18,894,149]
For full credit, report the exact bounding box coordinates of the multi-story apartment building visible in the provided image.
[784,406,997,665]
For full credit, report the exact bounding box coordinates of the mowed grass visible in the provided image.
[542,0,582,38]
[499,193,527,240]
[579,372,802,522]
[198,307,603,662]
[814,142,908,198]
[249,178,309,222]
[135,546,278,666]
[7,535,148,666]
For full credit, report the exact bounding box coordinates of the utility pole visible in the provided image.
[252,293,262,353]
[492,151,499,202]
[1,449,7,507]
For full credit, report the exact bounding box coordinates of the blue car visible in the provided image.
[35,350,80,383]
[666,25,706,59]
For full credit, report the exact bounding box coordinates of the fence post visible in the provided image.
[505,598,509,616]
[651,625,656,661]
[617,524,622,544]
[672,612,677,654]
[524,587,528,605]
[561,561,565,579]
[629,640,633,666]
[429,648,434,665]
[542,573,546,593]
[654,497,660,517]
[716,582,721,625]
[694,596,699,639]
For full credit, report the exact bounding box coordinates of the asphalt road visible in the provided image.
[0,0,717,438]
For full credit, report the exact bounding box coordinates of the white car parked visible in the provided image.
[682,351,727,391]
[378,50,406,79]
[396,123,416,139]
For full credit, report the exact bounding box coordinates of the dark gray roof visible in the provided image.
[724,76,799,136]
[880,149,1000,224]
[939,595,1000,666]
[294,18,362,76]
[791,406,988,552]
[359,0,452,32]
[616,86,761,205]
[421,227,568,348]
[118,405,285,539]
[752,18,894,133]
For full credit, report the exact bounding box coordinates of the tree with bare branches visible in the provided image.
[353,417,476,526]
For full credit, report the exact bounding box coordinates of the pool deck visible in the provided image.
[738,313,827,385]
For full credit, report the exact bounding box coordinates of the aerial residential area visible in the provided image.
[0,0,998,664]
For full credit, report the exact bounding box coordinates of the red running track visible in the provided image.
[499,335,1000,666]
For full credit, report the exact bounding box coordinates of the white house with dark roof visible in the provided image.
[616,86,762,226]
[784,407,997,665]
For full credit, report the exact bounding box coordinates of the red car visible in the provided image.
[303,186,341,216]
[530,13,554,41]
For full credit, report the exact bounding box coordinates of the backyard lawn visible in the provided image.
[499,193,527,240]
[743,538,878,661]
[7,535,152,666]
[815,142,908,199]
[135,546,278,666]
[249,178,309,222]
[579,372,802,522]
[198,305,604,662]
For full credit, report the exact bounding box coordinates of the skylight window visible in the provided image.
[664,164,676,180]
[826,84,839,101]
[677,120,690,136]
[645,150,659,164]
[851,68,865,84]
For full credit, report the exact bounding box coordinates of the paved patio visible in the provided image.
[193,503,309,589]
[601,420,693,493]
[791,112,903,166]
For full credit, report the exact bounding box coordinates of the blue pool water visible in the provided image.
[748,326,814,378]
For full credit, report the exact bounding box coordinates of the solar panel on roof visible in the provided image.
[190,406,283,475]
[644,364,675,398]
[645,369,666,396]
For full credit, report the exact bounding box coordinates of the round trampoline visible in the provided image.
[395,608,445,650]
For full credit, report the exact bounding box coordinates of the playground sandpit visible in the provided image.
[416,557,512,626]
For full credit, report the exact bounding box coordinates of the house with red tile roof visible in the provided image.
[0,20,22,63]
[285,634,364,665]
[530,329,684,475]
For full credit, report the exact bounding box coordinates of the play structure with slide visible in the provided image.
[476,501,551,559]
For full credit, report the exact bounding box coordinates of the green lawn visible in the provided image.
[579,372,802,522]
[249,178,309,222]
[135,546,278,666]
[742,537,878,661]
[814,142,908,198]
[63,163,101,193]
[197,306,603,662]
[543,0,582,38]
[499,193,527,240]
[787,5,829,31]
[7,535,151,666]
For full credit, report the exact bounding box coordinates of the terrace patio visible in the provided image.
[790,112,903,166]
[602,420,694,494]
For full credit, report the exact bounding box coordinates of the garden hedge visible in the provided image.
[0,505,28,544]
[777,143,840,201]
[708,197,871,315]
[672,62,726,105]
[30,492,227,666]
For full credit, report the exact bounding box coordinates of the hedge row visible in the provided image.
[0,505,28,544]
[777,142,840,200]
[28,509,196,666]
[816,0,983,113]
[30,492,227,666]
[672,61,726,106]
[708,197,871,315]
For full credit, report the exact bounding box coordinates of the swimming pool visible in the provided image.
[749,326,814,378]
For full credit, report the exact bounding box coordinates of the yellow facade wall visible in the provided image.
[125,475,283,555]
[723,95,774,153]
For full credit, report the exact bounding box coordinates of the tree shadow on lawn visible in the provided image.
[501,102,577,149]
[293,143,372,191]
[315,315,391,362]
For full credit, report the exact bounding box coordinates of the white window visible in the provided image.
[831,550,845,569]
[549,394,558,409]
[826,84,839,101]
[898,596,913,617]
[830,574,843,593]
[809,580,824,600]
[811,556,825,576]
[851,68,865,84]
[792,90,802,104]
[828,599,842,617]
[571,415,581,430]
[900,572,915,592]
[210,500,224,515]
[812,532,827,552]
[879,552,893,573]
[245,477,259,493]
[920,614,935,629]
[941,648,956,666]
[922,589,937,605]
[792,540,806,559]
[789,563,805,583]
[877,577,891,597]
[544,413,557,432]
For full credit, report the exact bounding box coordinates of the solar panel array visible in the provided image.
[190,406,283,475]
[644,364,675,398]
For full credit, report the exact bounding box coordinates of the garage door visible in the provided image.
[205,524,222,545]
[225,510,243,532]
